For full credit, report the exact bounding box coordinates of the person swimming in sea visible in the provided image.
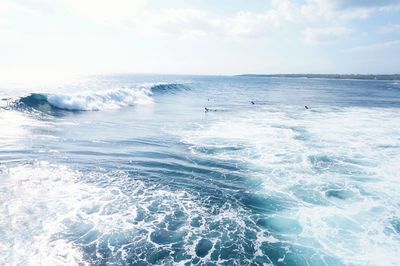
[305,106,309,109]
[205,107,218,112]
[251,101,255,105]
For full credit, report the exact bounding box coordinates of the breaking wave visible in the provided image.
[13,83,187,112]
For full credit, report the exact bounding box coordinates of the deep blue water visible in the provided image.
[1,75,400,265]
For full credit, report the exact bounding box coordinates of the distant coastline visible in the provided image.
[238,74,400,81]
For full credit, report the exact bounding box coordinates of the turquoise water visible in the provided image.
[1,75,400,265]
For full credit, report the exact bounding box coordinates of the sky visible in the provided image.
[1,0,400,82]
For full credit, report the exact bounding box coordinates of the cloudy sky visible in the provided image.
[1,0,400,79]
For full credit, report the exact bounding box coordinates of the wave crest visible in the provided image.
[47,87,153,111]
[15,83,187,112]
[149,83,188,94]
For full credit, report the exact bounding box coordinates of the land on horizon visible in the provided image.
[238,74,400,81]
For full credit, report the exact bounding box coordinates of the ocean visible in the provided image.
[1,75,400,265]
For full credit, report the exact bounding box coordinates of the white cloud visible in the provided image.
[303,26,353,44]
[0,0,21,12]
[301,0,400,21]
[331,0,400,10]
[5,0,399,41]
[1,0,400,78]
[0,0,39,18]
[347,40,400,52]
[59,0,147,26]
[379,24,400,34]
[10,0,298,39]
[54,0,299,39]
[218,0,298,37]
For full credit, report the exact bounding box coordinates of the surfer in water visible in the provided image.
[305,106,310,110]
[205,107,218,112]
[251,101,255,105]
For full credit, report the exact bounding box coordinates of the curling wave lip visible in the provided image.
[13,83,188,112]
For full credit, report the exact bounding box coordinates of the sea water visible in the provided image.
[1,75,400,265]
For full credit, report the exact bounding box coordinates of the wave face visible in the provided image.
[18,88,152,112]
[150,83,188,94]
[48,88,154,111]
[15,83,187,112]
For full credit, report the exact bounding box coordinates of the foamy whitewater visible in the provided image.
[1,75,400,265]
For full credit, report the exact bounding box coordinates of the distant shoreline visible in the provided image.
[238,74,400,81]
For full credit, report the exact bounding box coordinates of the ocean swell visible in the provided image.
[15,83,187,112]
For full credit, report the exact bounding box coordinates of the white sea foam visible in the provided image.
[0,162,270,265]
[46,87,154,111]
[173,106,400,265]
